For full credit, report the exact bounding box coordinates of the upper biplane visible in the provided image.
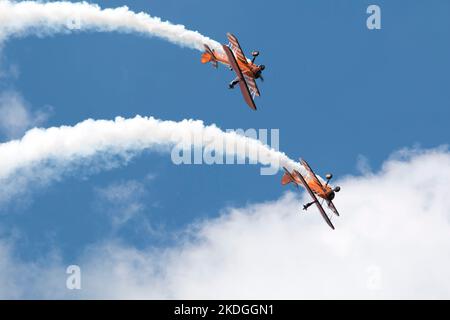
[282,159,341,230]
[201,33,265,110]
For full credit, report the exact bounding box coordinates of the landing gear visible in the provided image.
[303,200,317,211]
[228,78,239,89]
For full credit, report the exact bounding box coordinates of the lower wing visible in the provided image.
[327,200,340,216]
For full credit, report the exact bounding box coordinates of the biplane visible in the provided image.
[201,33,265,110]
[282,159,341,230]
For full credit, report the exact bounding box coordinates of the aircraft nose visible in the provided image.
[328,191,335,200]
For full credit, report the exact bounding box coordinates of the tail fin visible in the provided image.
[281,172,294,185]
[201,44,218,68]
[201,52,213,63]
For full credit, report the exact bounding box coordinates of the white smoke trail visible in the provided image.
[0,115,306,204]
[0,0,221,51]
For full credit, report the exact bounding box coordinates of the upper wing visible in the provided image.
[327,200,340,217]
[227,33,248,65]
[300,158,327,194]
[222,45,257,110]
[296,171,335,230]
[226,33,260,98]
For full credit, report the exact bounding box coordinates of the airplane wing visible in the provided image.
[243,71,261,97]
[300,158,327,193]
[222,44,257,110]
[227,33,248,65]
[226,33,261,98]
[327,200,340,216]
[296,171,335,230]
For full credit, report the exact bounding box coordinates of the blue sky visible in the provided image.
[0,0,449,298]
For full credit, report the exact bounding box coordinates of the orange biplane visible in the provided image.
[282,159,341,230]
[201,33,265,110]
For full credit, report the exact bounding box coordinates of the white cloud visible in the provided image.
[0,237,64,299]
[356,154,372,175]
[0,61,20,80]
[1,147,450,299]
[0,90,52,139]
[94,180,147,227]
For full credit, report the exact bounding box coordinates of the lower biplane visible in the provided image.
[201,33,265,110]
[282,159,341,230]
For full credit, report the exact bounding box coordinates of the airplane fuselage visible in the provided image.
[282,170,334,200]
[303,175,334,200]
[212,50,261,77]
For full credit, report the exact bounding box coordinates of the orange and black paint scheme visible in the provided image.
[282,159,341,230]
[201,33,265,110]
[282,169,336,201]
